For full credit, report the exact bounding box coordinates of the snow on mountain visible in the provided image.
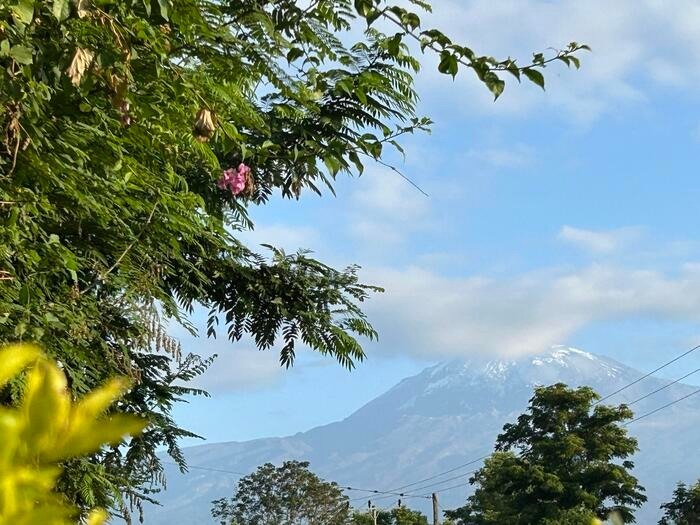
[144,347,700,524]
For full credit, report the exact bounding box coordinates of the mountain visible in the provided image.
[144,347,700,524]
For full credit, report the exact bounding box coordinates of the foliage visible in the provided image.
[391,507,429,525]
[211,460,349,525]
[0,343,145,525]
[351,507,428,525]
[0,0,585,516]
[352,510,393,525]
[658,480,700,525]
[445,384,646,524]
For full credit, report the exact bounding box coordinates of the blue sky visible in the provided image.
[172,0,700,446]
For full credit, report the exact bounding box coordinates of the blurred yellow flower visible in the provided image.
[0,344,146,525]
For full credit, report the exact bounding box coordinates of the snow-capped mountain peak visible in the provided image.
[147,346,700,525]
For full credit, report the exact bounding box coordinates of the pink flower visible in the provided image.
[237,162,251,178]
[217,163,251,196]
[217,168,235,190]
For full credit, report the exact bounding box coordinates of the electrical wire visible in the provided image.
[625,367,700,407]
[388,454,489,492]
[397,468,481,495]
[344,486,431,500]
[594,344,700,405]
[162,461,247,476]
[624,386,700,426]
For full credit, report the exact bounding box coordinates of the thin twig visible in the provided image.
[370,156,429,197]
[382,11,576,74]
[83,202,159,294]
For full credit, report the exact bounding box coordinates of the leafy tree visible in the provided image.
[352,510,393,525]
[445,384,646,524]
[0,0,585,517]
[658,480,700,525]
[392,507,429,525]
[211,460,349,525]
[351,507,428,525]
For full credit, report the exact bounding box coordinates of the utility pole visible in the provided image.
[432,492,439,525]
[368,500,378,525]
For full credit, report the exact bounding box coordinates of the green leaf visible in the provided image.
[19,284,30,305]
[408,0,432,11]
[12,0,34,26]
[9,45,33,64]
[157,0,169,20]
[365,8,382,26]
[522,68,545,89]
[348,151,364,174]
[387,34,402,56]
[401,12,420,29]
[353,0,373,17]
[438,51,458,77]
[52,0,70,22]
[286,47,304,63]
[323,155,342,176]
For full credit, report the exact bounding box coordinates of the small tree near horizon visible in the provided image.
[211,460,349,525]
[445,383,646,524]
[351,507,429,525]
[658,480,700,525]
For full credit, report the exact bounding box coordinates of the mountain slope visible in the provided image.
[145,347,700,524]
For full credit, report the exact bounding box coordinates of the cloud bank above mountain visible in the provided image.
[364,262,700,358]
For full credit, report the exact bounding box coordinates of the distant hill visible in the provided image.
[144,346,700,524]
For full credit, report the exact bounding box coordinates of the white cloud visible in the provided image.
[188,342,284,393]
[466,144,535,169]
[239,224,319,252]
[348,167,432,246]
[415,0,700,122]
[362,263,700,359]
[558,225,642,253]
[167,315,286,392]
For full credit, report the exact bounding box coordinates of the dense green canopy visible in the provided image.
[211,460,349,525]
[445,384,646,524]
[658,480,700,525]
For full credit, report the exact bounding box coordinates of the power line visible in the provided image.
[626,367,700,407]
[419,384,700,494]
[399,468,481,495]
[624,386,700,426]
[354,490,433,505]
[428,480,471,496]
[165,461,431,502]
[594,344,700,405]
[344,486,431,501]
[350,465,486,505]
[162,461,247,476]
[388,454,489,492]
